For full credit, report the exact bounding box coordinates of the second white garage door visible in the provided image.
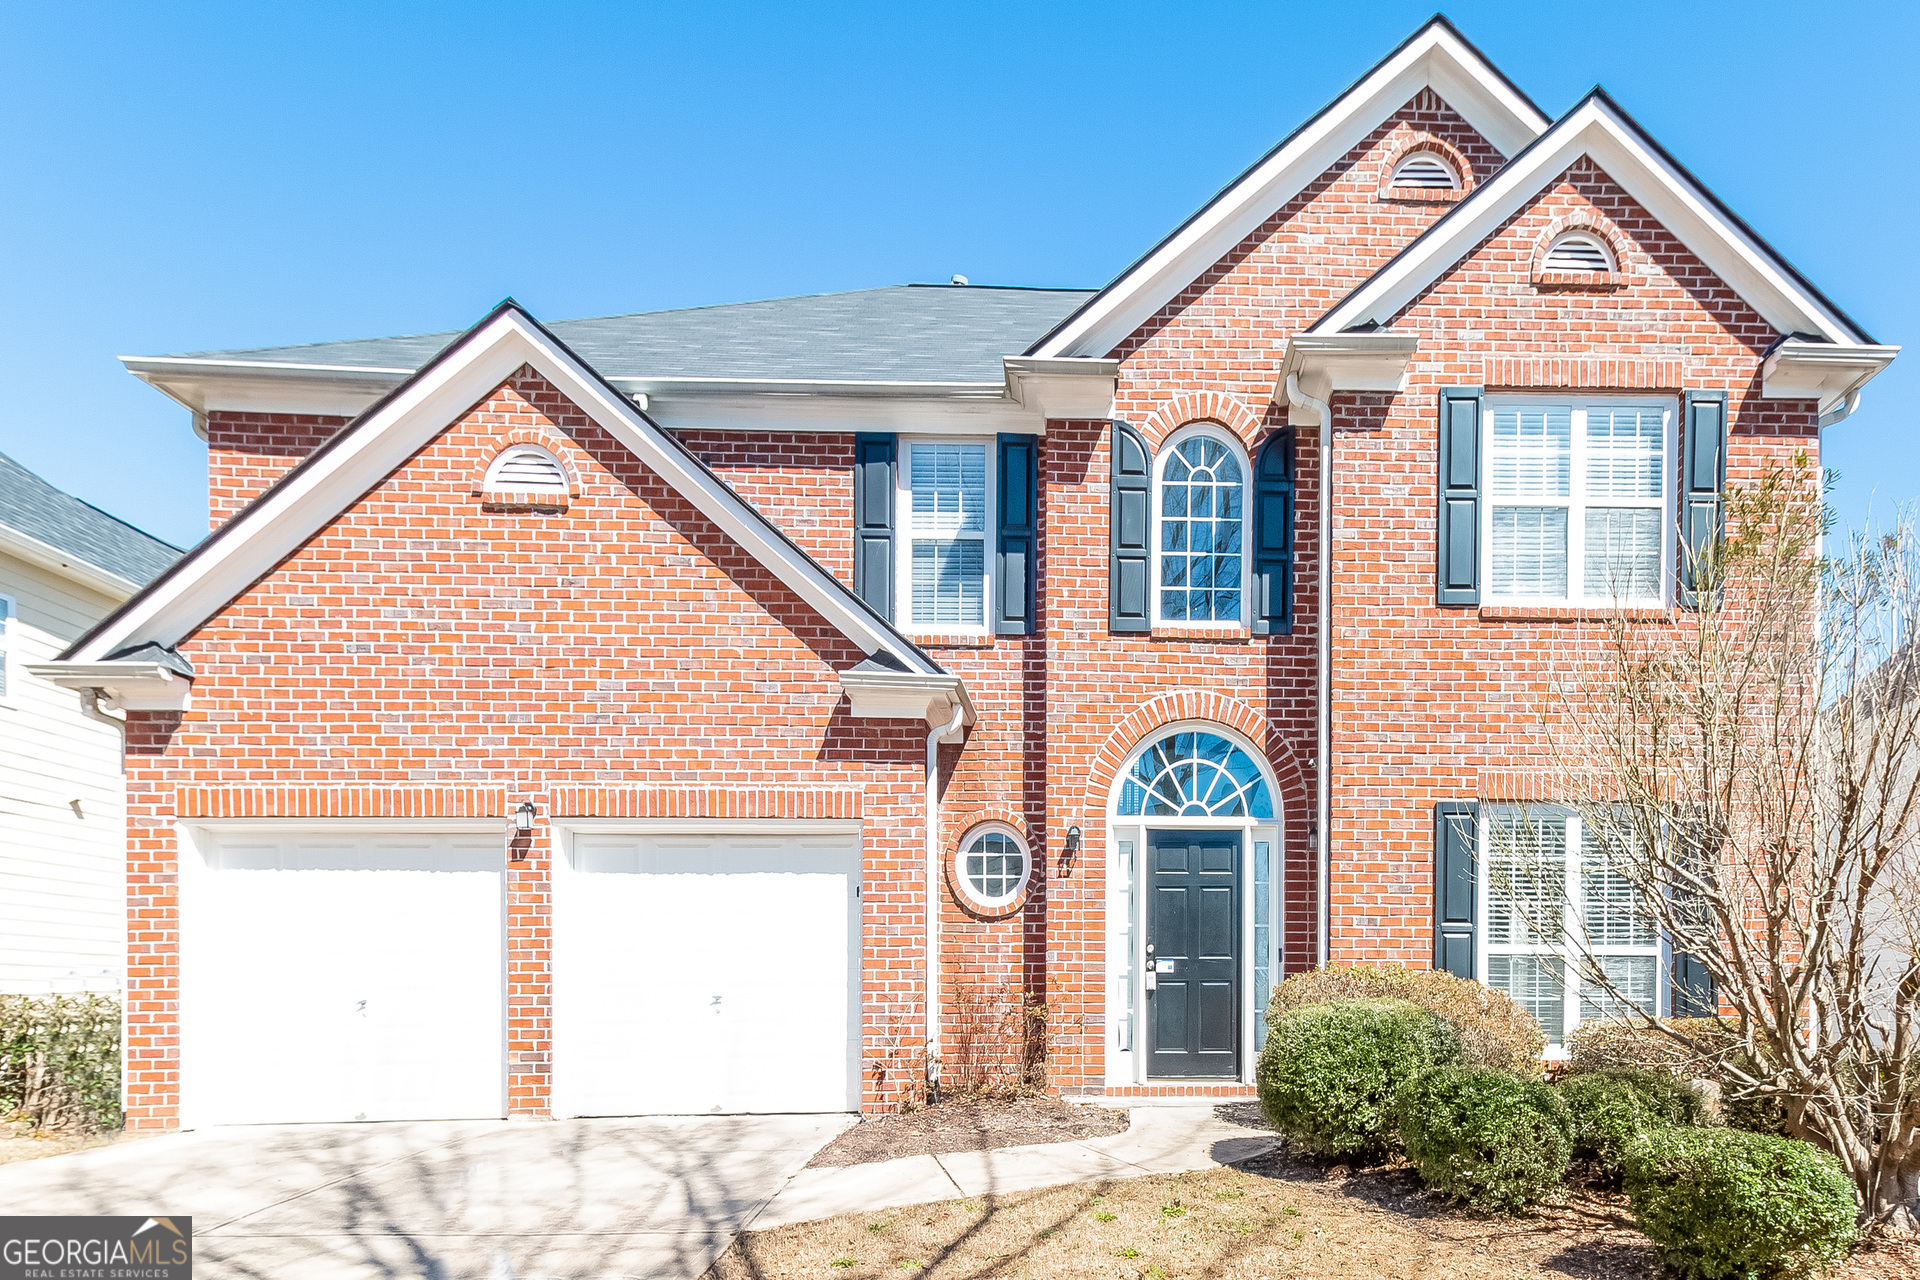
[553,828,861,1116]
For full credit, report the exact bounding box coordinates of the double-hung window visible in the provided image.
[1481,805,1662,1046]
[1485,399,1672,606]
[898,440,993,632]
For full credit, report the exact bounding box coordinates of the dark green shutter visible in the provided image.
[1680,391,1728,609]
[995,434,1036,636]
[1671,953,1716,1018]
[1437,387,1482,606]
[1110,422,1151,633]
[1434,802,1478,979]
[1252,430,1295,635]
[853,433,895,621]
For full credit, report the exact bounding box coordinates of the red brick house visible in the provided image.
[49,18,1897,1129]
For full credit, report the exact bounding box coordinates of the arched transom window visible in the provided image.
[1117,731,1273,819]
[1157,429,1245,623]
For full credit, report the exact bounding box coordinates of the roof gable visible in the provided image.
[1311,90,1882,348]
[1025,16,1550,360]
[66,302,946,679]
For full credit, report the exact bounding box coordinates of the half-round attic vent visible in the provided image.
[1390,153,1458,189]
[484,444,569,493]
[1542,232,1616,272]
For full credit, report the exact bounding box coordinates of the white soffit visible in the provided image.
[1025,19,1550,361]
[1311,93,1881,350]
[73,306,945,679]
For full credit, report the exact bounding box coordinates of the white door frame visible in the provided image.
[1101,721,1284,1087]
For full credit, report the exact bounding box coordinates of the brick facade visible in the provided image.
[119,72,1843,1128]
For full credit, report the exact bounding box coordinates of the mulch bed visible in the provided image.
[806,1096,1129,1168]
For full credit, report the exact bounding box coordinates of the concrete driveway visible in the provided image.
[0,1113,851,1279]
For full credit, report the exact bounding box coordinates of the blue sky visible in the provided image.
[1,1,1913,551]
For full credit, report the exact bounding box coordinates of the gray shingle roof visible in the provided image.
[0,452,183,588]
[176,284,1098,385]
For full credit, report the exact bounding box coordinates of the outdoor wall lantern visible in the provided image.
[1061,825,1082,877]
[515,800,537,832]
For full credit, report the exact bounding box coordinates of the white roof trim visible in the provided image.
[1762,339,1900,420]
[28,660,191,712]
[76,306,946,678]
[839,667,977,727]
[0,522,143,600]
[1027,19,1549,360]
[1311,94,1878,347]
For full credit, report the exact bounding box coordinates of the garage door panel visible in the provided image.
[556,831,860,1116]
[188,831,504,1126]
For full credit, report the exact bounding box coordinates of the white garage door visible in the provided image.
[185,829,505,1126]
[554,829,861,1116]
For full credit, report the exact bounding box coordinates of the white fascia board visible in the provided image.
[838,669,977,727]
[28,660,190,711]
[1762,339,1900,416]
[1028,24,1549,361]
[1313,98,1874,347]
[79,310,945,678]
[122,356,411,419]
[1003,357,1121,421]
[0,523,141,601]
[644,391,1044,436]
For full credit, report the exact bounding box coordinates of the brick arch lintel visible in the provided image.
[1531,206,1633,277]
[469,416,584,498]
[1085,690,1311,826]
[943,804,1037,919]
[1378,131,1476,192]
[1137,392,1267,451]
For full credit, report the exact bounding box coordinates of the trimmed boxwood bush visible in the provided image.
[1395,1066,1573,1212]
[1566,1016,1784,1135]
[1267,964,1545,1072]
[1257,997,1458,1159]
[1623,1127,1858,1279]
[1558,1068,1707,1176]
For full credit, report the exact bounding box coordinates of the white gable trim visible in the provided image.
[69,306,945,678]
[1026,19,1549,361]
[1310,93,1884,355]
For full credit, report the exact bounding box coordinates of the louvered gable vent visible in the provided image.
[1543,233,1614,272]
[1391,153,1458,189]
[485,444,569,493]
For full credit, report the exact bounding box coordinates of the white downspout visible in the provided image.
[926,702,966,1092]
[1286,373,1333,969]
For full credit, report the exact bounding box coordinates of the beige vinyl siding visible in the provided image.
[0,550,127,993]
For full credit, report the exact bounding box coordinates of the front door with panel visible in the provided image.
[1146,830,1240,1077]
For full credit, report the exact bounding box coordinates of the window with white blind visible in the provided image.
[1483,399,1674,606]
[1481,805,1662,1046]
[896,439,994,632]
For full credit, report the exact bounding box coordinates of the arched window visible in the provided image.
[1541,232,1615,273]
[1117,731,1273,819]
[955,824,1030,909]
[1390,152,1459,190]
[1156,427,1246,624]
[484,444,569,494]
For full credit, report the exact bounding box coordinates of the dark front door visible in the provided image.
[1146,830,1240,1078]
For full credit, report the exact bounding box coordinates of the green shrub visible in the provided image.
[0,994,121,1133]
[1567,1017,1785,1135]
[1558,1069,1708,1176]
[1257,998,1458,1159]
[1395,1066,1572,1212]
[1624,1127,1858,1279]
[1267,964,1544,1072]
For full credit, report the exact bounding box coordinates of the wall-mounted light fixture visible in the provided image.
[515,800,537,833]
[1060,825,1082,877]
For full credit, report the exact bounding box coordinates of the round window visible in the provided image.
[956,826,1030,909]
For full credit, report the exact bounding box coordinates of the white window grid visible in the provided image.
[1151,424,1250,627]
[1479,806,1663,1047]
[955,823,1029,909]
[1481,398,1676,608]
[896,438,995,635]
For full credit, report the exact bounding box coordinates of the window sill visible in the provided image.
[908,633,996,649]
[1150,624,1254,643]
[1379,184,1466,203]
[1532,271,1626,291]
[1478,604,1671,623]
[476,489,572,511]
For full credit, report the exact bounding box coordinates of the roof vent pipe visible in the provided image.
[1285,372,1333,970]
[950,275,969,286]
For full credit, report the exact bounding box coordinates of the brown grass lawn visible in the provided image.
[0,1126,130,1165]
[708,1147,1920,1279]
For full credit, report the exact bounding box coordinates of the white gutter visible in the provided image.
[0,524,145,602]
[925,703,966,1092]
[1286,373,1334,969]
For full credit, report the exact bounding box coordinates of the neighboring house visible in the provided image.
[43,17,1899,1130]
[0,452,181,994]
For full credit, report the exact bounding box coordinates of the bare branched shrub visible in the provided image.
[941,973,1077,1100]
[1540,457,1920,1232]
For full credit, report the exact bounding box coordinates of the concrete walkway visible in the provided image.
[0,1113,850,1280]
[749,1105,1277,1230]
